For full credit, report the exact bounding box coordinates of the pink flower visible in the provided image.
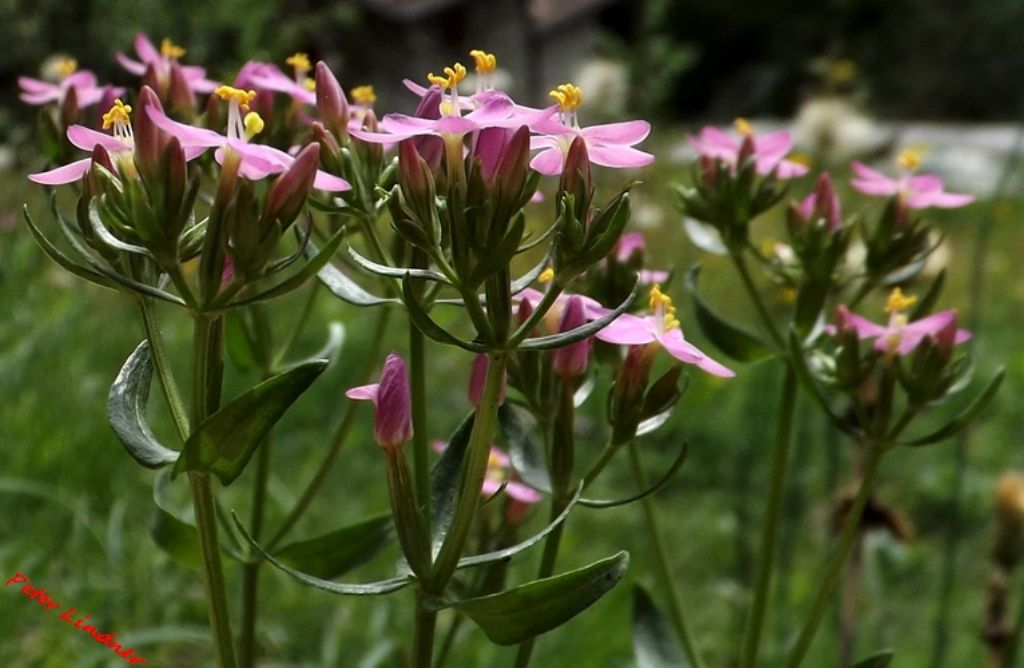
[236,54,316,106]
[827,288,971,356]
[595,285,735,377]
[529,84,653,176]
[614,232,669,284]
[687,119,808,179]
[18,59,121,108]
[147,85,349,191]
[432,440,542,504]
[794,172,843,232]
[351,95,521,143]
[850,160,974,209]
[347,353,414,449]
[116,33,218,94]
[551,295,591,378]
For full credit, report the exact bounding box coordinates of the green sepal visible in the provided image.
[306,237,398,306]
[426,551,629,645]
[685,265,773,362]
[851,649,895,668]
[108,341,180,468]
[633,585,688,668]
[518,278,639,351]
[900,368,1004,447]
[172,359,329,484]
[580,441,688,509]
[274,515,394,579]
[232,512,413,596]
[349,245,451,284]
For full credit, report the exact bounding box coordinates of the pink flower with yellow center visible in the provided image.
[432,441,542,504]
[688,118,808,179]
[116,33,218,94]
[850,149,974,209]
[19,57,122,108]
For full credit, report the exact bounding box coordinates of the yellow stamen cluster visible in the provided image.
[734,117,754,136]
[303,78,316,91]
[56,58,78,78]
[650,285,680,331]
[549,84,583,113]
[101,99,132,130]
[897,147,922,172]
[244,112,265,139]
[469,49,497,74]
[215,85,258,111]
[161,38,186,59]
[350,85,377,105]
[884,287,917,314]
[538,268,555,283]
[286,53,311,73]
[427,63,467,90]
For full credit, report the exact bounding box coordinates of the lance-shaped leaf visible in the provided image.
[682,215,727,255]
[173,360,329,484]
[402,274,488,352]
[274,515,394,579]
[518,279,639,351]
[580,442,688,509]
[685,265,774,362]
[901,368,1004,447]
[108,341,180,468]
[910,269,946,321]
[427,551,629,645]
[501,404,552,492]
[316,249,398,307]
[788,330,861,438]
[430,410,476,551]
[633,585,688,668]
[151,503,202,569]
[851,649,894,668]
[229,226,347,307]
[349,245,451,284]
[88,198,152,257]
[232,513,413,596]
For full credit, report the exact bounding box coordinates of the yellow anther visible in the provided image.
[649,285,680,331]
[350,85,377,105]
[549,84,583,113]
[469,49,497,74]
[829,59,857,84]
[538,268,555,283]
[788,152,813,168]
[244,111,265,139]
[55,57,78,78]
[303,78,316,91]
[286,53,311,73]
[884,287,918,315]
[215,85,258,111]
[734,117,754,136]
[427,63,467,90]
[781,287,798,305]
[897,147,922,172]
[160,38,186,59]
[101,99,132,130]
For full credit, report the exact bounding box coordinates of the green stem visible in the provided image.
[409,249,432,517]
[137,299,189,442]
[238,433,270,668]
[732,251,785,349]
[190,312,236,668]
[740,364,798,668]
[629,442,708,668]
[783,446,884,668]
[413,598,439,668]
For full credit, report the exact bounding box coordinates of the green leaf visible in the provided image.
[500,404,552,493]
[633,585,688,668]
[910,269,946,320]
[107,341,180,468]
[788,330,861,438]
[274,515,394,579]
[23,205,118,290]
[901,368,1004,447]
[317,258,398,307]
[581,442,688,509]
[230,226,347,307]
[430,411,476,550]
[150,503,202,569]
[173,360,329,484]
[402,274,487,352]
[685,265,774,362]
[518,279,639,351]
[851,649,894,668]
[232,513,413,596]
[430,551,629,645]
[348,245,451,283]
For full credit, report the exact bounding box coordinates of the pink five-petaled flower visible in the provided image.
[147,85,349,191]
[237,53,316,106]
[827,288,971,356]
[614,232,669,284]
[688,118,808,179]
[595,285,735,377]
[116,33,218,94]
[18,57,121,108]
[431,440,542,505]
[347,353,414,450]
[850,150,974,209]
[530,83,654,176]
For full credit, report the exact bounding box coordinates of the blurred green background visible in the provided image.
[1,1,1022,666]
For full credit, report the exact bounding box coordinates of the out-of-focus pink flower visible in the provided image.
[147,85,349,190]
[614,232,669,284]
[687,118,808,179]
[552,295,591,378]
[432,440,542,504]
[529,84,653,176]
[795,172,843,232]
[595,285,734,377]
[826,288,971,356]
[18,58,121,108]
[347,353,414,449]
[850,155,974,209]
[468,354,507,407]
[236,54,316,106]
[116,33,218,94]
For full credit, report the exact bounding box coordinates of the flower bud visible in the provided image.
[609,344,656,445]
[60,85,79,127]
[134,86,167,186]
[558,134,593,217]
[142,62,165,99]
[315,61,349,141]
[399,138,435,214]
[261,143,319,230]
[413,86,445,171]
[168,62,196,119]
[310,121,343,174]
[552,296,591,379]
[346,353,414,450]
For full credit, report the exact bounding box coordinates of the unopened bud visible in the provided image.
[552,295,590,379]
[315,61,349,141]
[262,143,319,230]
[167,62,196,118]
[346,353,413,450]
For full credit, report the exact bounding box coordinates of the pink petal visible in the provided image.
[657,329,735,377]
[905,190,975,209]
[843,312,889,340]
[752,130,793,162]
[593,314,656,346]
[851,177,899,197]
[465,95,515,124]
[529,147,565,176]
[906,174,944,194]
[770,158,809,179]
[432,116,480,135]
[17,76,56,94]
[638,269,670,284]
[345,383,379,403]
[146,106,224,147]
[313,170,352,192]
[402,78,431,98]
[582,120,651,145]
[134,32,160,63]
[19,90,59,105]
[28,159,93,185]
[67,125,127,153]
[64,71,98,89]
[116,52,147,76]
[481,478,503,497]
[904,311,956,338]
[588,145,655,170]
[506,481,543,504]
